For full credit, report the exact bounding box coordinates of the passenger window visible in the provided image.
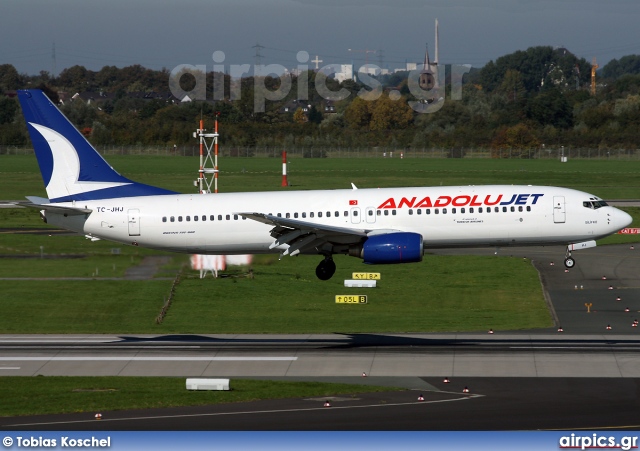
[392,210,396,216]
[326,211,331,217]
[234,215,238,220]
[526,206,531,212]
[310,212,314,218]
[494,207,499,212]
[368,210,373,216]
[353,210,358,216]
[277,213,282,217]
[426,209,431,215]
[162,217,167,222]
[202,215,206,221]
[502,207,507,213]
[461,208,465,214]
[294,213,298,218]
[409,209,413,215]
[377,210,381,216]
[479,207,483,213]
[194,216,198,221]
[218,215,222,220]
[452,208,456,214]
[318,212,323,218]
[510,206,515,212]
[417,209,422,215]
[344,211,348,217]
[335,211,339,217]
[384,210,389,216]
[178,216,183,222]
[518,206,523,212]
[210,215,214,221]
[170,216,175,222]
[302,212,306,218]
[443,208,447,214]
[435,209,439,215]
[226,214,230,220]
[186,216,191,221]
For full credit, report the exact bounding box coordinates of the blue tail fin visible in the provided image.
[18,89,177,202]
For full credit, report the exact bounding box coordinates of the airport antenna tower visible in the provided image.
[591,57,599,96]
[193,114,220,194]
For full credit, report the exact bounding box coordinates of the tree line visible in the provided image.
[2,47,640,156]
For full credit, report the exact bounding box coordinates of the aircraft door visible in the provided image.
[128,209,141,236]
[365,206,376,224]
[553,196,566,223]
[350,207,361,224]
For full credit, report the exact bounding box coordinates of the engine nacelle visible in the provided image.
[349,232,424,264]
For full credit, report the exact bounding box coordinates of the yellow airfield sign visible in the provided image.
[335,295,368,304]
[351,273,381,280]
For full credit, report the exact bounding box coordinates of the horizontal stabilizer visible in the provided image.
[15,201,92,215]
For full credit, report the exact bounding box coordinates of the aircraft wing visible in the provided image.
[238,212,370,257]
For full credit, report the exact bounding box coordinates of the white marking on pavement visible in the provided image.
[9,394,484,427]
[0,357,297,361]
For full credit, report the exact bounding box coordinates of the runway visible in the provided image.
[2,242,640,430]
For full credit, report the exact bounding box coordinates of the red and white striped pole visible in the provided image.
[281,150,288,187]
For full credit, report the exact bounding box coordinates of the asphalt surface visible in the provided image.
[2,242,640,430]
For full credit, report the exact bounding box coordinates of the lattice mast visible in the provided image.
[194,114,220,193]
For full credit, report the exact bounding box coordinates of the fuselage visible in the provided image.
[44,185,631,255]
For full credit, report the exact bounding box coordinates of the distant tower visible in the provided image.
[253,42,265,75]
[419,19,439,91]
[434,18,439,72]
[419,43,435,91]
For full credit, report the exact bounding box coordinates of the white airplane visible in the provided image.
[16,89,632,280]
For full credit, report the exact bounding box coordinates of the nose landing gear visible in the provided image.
[564,247,575,269]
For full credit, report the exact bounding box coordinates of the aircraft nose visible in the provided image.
[613,208,632,231]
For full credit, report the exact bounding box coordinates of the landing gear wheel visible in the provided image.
[564,257,575,269]
[316,258,336,281]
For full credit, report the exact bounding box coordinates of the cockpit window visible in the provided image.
[583,200,608,210]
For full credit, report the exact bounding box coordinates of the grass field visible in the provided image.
[1,155,640,334]
[4,154,640,198]
[0,377,400,417]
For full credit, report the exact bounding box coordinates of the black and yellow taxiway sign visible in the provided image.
[335,295,368,304]
[352,272,381,280]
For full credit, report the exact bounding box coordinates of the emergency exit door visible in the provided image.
[128,209,140,236]
[553,196,566,223]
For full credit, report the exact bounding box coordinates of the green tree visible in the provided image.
[526,88,573,128]
[0,97,18,125]
[0,64,22,90]
[491,123,540,158]
[369,95,413,130]
[344,97,370,129]
[293,107,307,123]
[498,69,526,101]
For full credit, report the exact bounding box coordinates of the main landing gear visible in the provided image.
[564,248,575,269]
[316,256,336,281]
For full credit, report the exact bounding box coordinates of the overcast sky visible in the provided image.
[2,0,640,76]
